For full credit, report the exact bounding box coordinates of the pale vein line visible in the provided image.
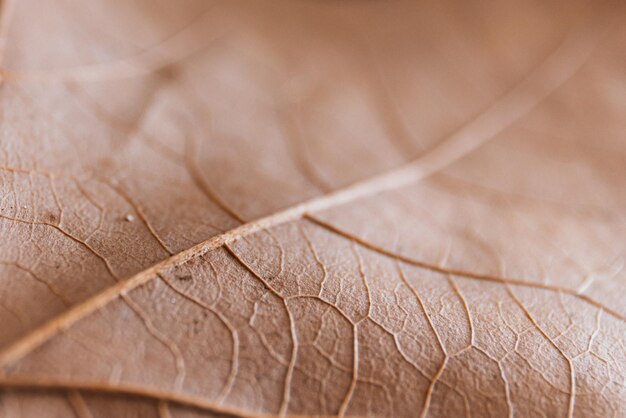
[67,390,94,418]
[281,104,334,193]
[0,0,16,67]
[306,215,625,321]
[0,378,256,418]
[447,276,475,349]
[185,135,246,223]
[397,263,447,418]
[0,14,606,369]
[157,401,172,418]
[421,358,447,418]
[224,243,302,412]
[279,300,298,417]
[0,214,119,281]
[102,179,173,256]
[338,324,359,417]
[121,294,186,391]
[506,286,576,418]
[159,276,239,405]
[0,260,71,306]
[0,6,220,83]
[351,244,372,318]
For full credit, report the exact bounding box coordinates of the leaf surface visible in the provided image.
[0,1,624,417]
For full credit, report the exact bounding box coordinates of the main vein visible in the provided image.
[0,8,609,368]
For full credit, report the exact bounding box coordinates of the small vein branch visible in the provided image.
[185,136,245,223]
[101,179,173,256]
[305,215,625,322]
[0,260,71,306]
[1,6,221,84]
[121,294,186,391]
[0,213,119,281]
[67,390,94,418]
[0,378,256,418]
[158,275,239,405]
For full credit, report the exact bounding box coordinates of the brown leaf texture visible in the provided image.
[0,0,624,417]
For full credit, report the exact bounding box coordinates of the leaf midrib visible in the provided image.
[0,2,611,377]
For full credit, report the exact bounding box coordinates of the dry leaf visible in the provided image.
[0,0,624,417]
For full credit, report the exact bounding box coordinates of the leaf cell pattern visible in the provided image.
[0,0,625,417]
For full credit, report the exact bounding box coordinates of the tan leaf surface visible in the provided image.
[0,0,624,417]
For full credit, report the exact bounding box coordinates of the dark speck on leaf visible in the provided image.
[157,65,178,81]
